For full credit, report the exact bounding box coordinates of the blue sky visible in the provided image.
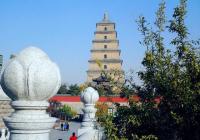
[0,0,199,85]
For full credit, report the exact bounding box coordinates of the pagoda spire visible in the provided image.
[103,12,109,21]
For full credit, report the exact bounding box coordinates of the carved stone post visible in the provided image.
[78,87,100,140]
[0,47,61,140]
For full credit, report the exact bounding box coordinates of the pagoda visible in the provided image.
[87,13,123,83]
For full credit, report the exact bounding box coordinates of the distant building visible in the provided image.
[0,54,3,73]
[87,13,123,83]
[49,95,161,115]
[50,95,128,115]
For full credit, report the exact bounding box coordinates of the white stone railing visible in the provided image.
[0,47,61,140]
[78,87,105,140]
[0,47,105,140]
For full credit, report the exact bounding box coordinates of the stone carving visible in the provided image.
[78,87,104,140]
[1,47,61,101]
[80,87,99,128]
[0,47,61,140]
[80,87,99,105]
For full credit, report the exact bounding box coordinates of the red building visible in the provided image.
[50,95,129,114]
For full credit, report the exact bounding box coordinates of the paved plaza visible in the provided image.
[50,121,81,140]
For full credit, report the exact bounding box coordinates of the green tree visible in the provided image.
[57,84,68,94]
[67,84,81,96]
[57,84,82,96]
[102,0,200,140]
[166,0,200,139]
[59,104,77,120]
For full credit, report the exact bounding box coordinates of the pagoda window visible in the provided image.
[104,36,107,39]
[104,27,107,31]
[104,65,107,69]
[104,54,107,59]
[104,45,107,49]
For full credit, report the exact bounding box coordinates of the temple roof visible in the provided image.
[93,75,110,82]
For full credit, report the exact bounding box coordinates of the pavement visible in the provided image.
[50,121,81,140]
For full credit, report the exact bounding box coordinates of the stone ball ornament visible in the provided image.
[80,87,99,104]
[0,47,61,101]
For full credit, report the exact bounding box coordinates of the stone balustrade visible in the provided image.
[78,87,105,140]
[0,47,105,140]
[0,47,61,140]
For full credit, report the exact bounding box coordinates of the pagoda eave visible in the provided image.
[90,49,121,53]
[96,22,115,26]
[94,31,116,34]
[92,40,119,43]
[87,70,124,74]
[88,59,123,64]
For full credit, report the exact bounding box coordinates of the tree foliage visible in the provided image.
[57,84,81,96]
[59,104,77,120]
[102,0,200,139]
[95,102,109,122]
[57,84,68,94]
[67,84,81,96]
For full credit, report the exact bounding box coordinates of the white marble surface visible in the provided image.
[1,47,61,101]
[78,87,101,140]
[1,47,61,140]
[80,87,99,104]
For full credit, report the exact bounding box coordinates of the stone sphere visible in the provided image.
[80,87,99,104]
[0,47,61,101]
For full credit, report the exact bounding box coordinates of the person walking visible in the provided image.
[61,123,63,131]
[66,122,69,131]
[69,132,77,140]
[63,122,66,131]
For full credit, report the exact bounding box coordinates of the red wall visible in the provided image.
[50,96,128,103]
[50,95,160,104]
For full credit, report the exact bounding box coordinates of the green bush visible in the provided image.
[59,104,77,120]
